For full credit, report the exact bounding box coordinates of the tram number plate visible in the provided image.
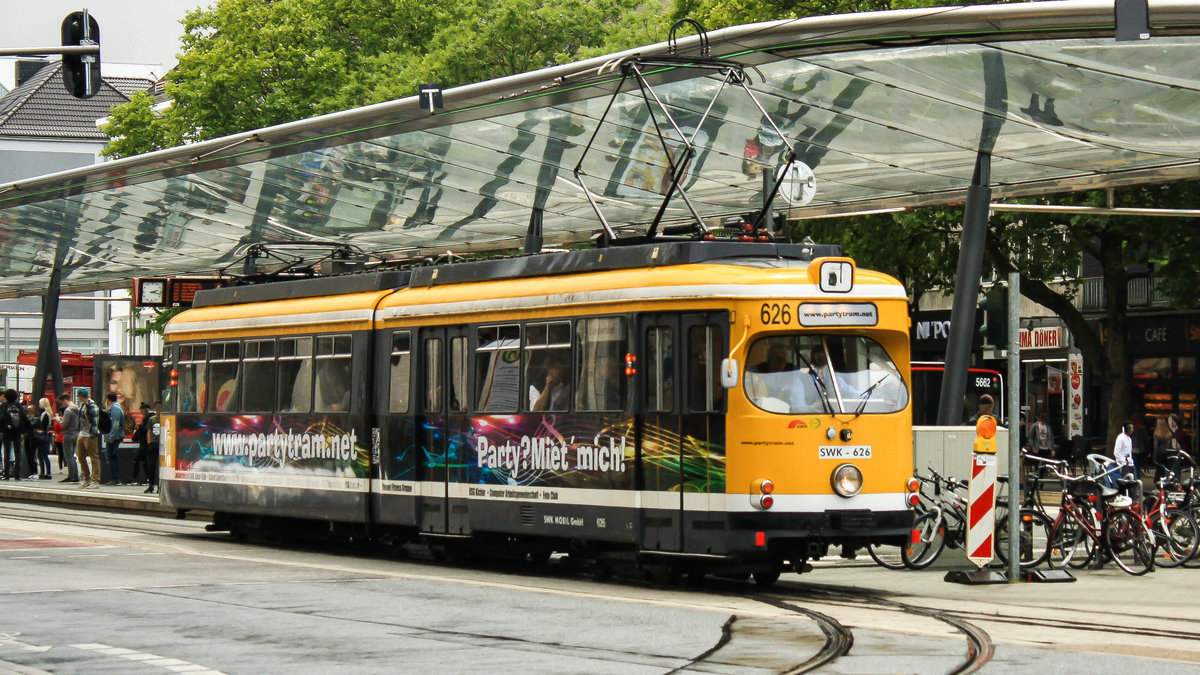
[819,445,872,459]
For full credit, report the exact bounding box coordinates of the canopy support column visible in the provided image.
[31,267,65,403]
[937,51,1006,426]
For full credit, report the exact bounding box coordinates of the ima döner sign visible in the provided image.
[476,434,629,473]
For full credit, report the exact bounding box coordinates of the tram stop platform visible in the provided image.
[0,472,173,517]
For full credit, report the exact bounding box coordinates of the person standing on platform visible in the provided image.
[75,388,101,489]
[131,402,155,487]
[35,398,53,479]
[1,390,29,479]
[102,392,125,485]
[58,393,80,483]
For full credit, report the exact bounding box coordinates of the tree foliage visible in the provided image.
[102,0,672,158]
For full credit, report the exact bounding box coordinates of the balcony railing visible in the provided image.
[1076,276,1168,311]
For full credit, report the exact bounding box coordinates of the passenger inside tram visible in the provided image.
[529,352,570,411]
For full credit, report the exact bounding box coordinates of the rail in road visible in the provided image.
[4,496,1200,672]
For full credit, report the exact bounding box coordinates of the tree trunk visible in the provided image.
[1099,236,1134,449]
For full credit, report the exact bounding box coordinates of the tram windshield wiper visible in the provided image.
[853,373,891,417]
[796,354,835,415]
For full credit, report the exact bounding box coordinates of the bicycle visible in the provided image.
[1045,461,1157,575]
[995,474,1053,569]
[1135,471,1200,567]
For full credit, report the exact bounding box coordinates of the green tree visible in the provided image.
[101,0,670,158]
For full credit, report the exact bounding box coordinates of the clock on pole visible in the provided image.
[134,278,168,308]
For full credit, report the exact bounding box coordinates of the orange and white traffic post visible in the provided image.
[965,414,999,567]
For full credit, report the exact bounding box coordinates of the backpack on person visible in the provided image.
[122,410,137,437]
[97,406,112,434]
[3,401,25,435]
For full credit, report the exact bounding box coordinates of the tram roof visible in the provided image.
[4,0,1200,298]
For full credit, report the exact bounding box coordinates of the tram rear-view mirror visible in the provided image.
[720,358,739,389]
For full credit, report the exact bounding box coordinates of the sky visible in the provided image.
[0,0,203,91]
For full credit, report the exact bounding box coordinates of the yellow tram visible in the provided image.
[159,241,913,582]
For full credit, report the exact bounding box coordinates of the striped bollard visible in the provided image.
[965,415,998,567]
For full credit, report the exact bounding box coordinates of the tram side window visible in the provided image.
[389,331,411,414]
[449,337,467,413]
[242,339,277,413]
[645,327,674,413]
[278,336,313,413]
[207,341,241,413]
[475,325,521,413]
[525,321,571,412]
[424,338,443,414]
[687,325,723,413]
[314,334,352,413]
[177,344,206,413]
[576,317,627,412]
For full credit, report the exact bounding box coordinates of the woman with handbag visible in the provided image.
[35,398,54,479]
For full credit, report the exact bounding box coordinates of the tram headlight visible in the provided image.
[831,463,863,498]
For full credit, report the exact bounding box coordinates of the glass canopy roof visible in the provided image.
[3,0,1200,297]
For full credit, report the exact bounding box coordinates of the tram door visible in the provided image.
[417,327,471,534]
[640,312,727,553]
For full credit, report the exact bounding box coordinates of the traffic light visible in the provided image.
[61,11,101,99]
[979,284,1008,347]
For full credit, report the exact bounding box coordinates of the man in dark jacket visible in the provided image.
[1,389,27,480]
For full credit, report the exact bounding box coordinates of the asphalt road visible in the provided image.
[0,502,1198,673]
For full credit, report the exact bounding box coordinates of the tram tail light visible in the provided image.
[906,477,920,492]
[751,478,775,510]
[169,368,178,387]
[624,353,637,376]
[910,528,921,544]
[907,492,921,507]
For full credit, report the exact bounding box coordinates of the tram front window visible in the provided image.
[744,335,907,415]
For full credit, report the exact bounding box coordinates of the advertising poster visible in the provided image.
[1067,354,1084,439]
[92,355,162,422]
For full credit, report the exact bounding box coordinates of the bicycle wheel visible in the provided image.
[1151,508,1199,568]
[902,511,947,569]
[1104,509,1157,576]
[1048,516,1092,569]
[996,508,1052,569]
[866,542,907,570]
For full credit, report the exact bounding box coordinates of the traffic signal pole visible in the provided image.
[1006,271,1021,581]
[0,10,101,99]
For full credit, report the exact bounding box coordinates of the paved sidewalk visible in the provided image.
[0,468,169,515]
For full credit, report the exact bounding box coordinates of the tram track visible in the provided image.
[7,502,1199,671]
